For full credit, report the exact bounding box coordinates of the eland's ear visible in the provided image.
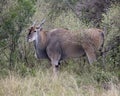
[40,28,43,31]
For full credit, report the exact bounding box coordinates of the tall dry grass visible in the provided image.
[0,70,119,96]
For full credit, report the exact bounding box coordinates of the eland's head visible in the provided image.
[27,19,46,42]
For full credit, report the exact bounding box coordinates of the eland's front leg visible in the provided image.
[46,42,61,76]
[51,59,60,77]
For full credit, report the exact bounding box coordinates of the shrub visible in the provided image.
[101,3,120,75]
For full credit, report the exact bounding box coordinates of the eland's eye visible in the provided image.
[28,32,31,35]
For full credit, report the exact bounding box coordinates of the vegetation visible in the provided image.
[0,0,120,96]
[0,0,36,70]
[0,70,119,96]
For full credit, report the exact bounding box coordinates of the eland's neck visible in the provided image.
[35,31,47,49]
[33,31,48,59]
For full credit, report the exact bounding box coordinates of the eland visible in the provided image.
[27,19,104,74]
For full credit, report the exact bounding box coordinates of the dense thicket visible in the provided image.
[101,4,120,74]
[45,0,119,26]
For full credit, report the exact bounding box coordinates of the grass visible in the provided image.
[0,69,119,96]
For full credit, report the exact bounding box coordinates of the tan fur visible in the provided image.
[47,28,104,50]
[84,28,104,50]
[46,28,104,62]
[39,31,47,48]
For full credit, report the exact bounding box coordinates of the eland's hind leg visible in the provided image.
[83,44,96,64]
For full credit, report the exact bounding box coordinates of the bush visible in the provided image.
[0,0,36,70]
[101,3,120,76]
[102,4,120,47]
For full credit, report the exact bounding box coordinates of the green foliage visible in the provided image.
[1,0,36,45]
[93,70,113,83]
[44,0,79,21]
[102,4,120,46]
[52,10,88,30]
[101,4,120,73]
[0,0,36,69]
